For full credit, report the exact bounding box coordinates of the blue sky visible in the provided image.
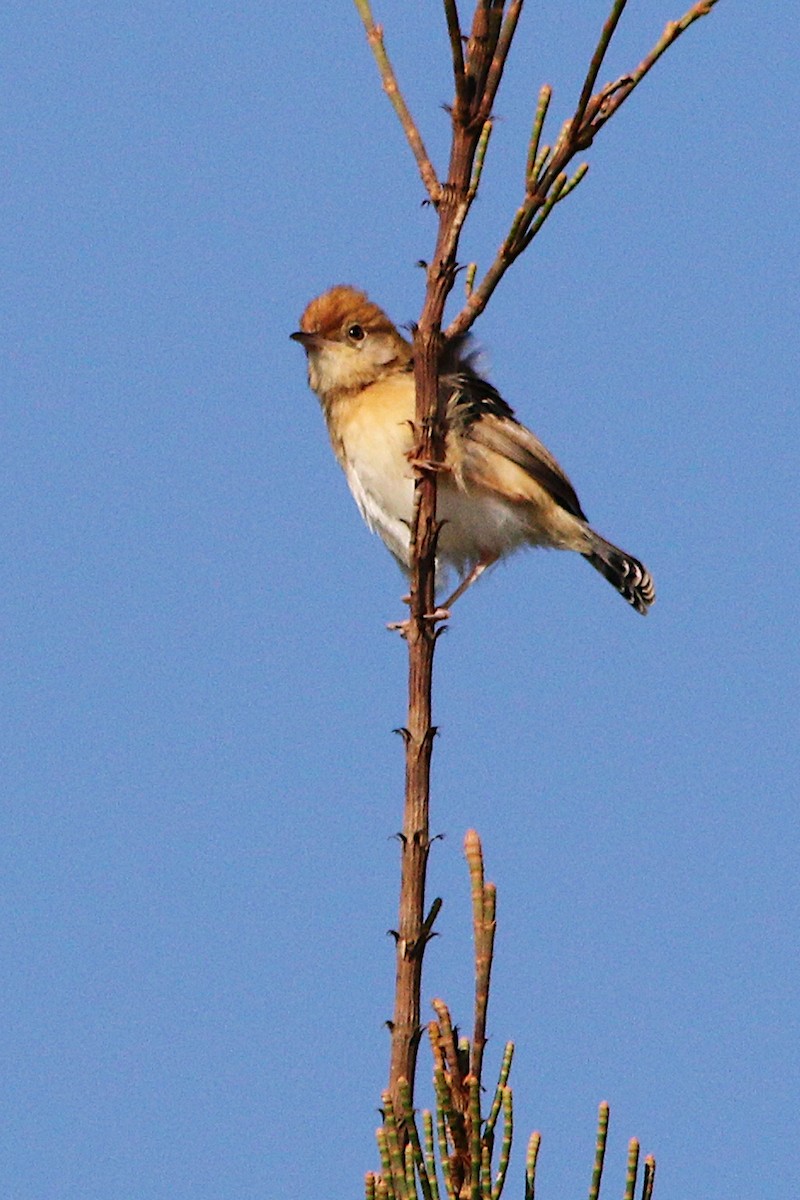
[2,2,797,1197]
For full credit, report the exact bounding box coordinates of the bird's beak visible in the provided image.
[290,330,321,349]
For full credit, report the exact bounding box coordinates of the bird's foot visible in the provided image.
[427,606,451,623]
[386,607,451,637]
[405,453,450,474]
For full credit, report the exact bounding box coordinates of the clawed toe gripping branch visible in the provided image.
[351,0,717,1196]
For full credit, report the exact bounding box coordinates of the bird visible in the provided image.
[291,285,655,616]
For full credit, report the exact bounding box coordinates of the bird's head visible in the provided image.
[291,285,412,403]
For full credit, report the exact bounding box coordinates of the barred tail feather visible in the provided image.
[583,535,655,615]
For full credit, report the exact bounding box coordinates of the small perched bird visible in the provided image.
[291,285,655,615]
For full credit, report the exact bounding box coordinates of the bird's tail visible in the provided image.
[583,534,655,615]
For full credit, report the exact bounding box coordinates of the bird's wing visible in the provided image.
[443,370,587,519]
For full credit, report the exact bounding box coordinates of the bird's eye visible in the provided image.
[347,324,366,342]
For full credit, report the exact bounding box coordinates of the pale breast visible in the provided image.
[327,375,417,567]
[436,481,534,574]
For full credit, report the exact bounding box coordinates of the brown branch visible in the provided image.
[430,1001,471,1195]
[445,0,718,339]
[431,998,465,1095]
[386,5,520,1131]
[524,1131,542,1200]
[571,0,629,140]
[624,1138,641,1200]
[443,0,469,115]
[525,84,552,181]
[479,0,525,124]
[642,1154,657,1200]
[586,0,721,130]
[468,119,494,202]
[588,1102,610,1200]
[353,0,443,204]
[465,830,497,1089]
[387,681,435,1125]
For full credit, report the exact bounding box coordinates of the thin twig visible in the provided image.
[404,1143,415,1199]
[484,1042,514,1138]
[376,1129,396,1200]
[464,2,500,106]
[446,0,718,338]
[430,1057,457,1200]
[531,143,551,182]
[466,831,496,1089]
[432,999,464,1096]
[623,1139,640,1200]
[526,85,551,182]
[468,120,494,201]
[591,0,721,130]
[491,1088,513,1199]
[524,1132,541,1200]
[422,1111,441,1200]
[556,161,589,202]
[479,0,525,124]
[467,1076,482,1200]
[481,1144,492,1200]
[443,0,468,114]
[588,1102,610,1200]
[572,0,629,140]
[382,1092,410,1200]
[353,0,442,203]
[399,1080,436,1200]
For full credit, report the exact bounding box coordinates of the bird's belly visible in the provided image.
[437,483,532,573]
[344,456,534,579]
[344,456,416,567]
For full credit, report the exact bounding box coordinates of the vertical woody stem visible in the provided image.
[388,138,490,1131]
[388,277,452,1123]
[386,0,525,1134]
[388,487,436,1116]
